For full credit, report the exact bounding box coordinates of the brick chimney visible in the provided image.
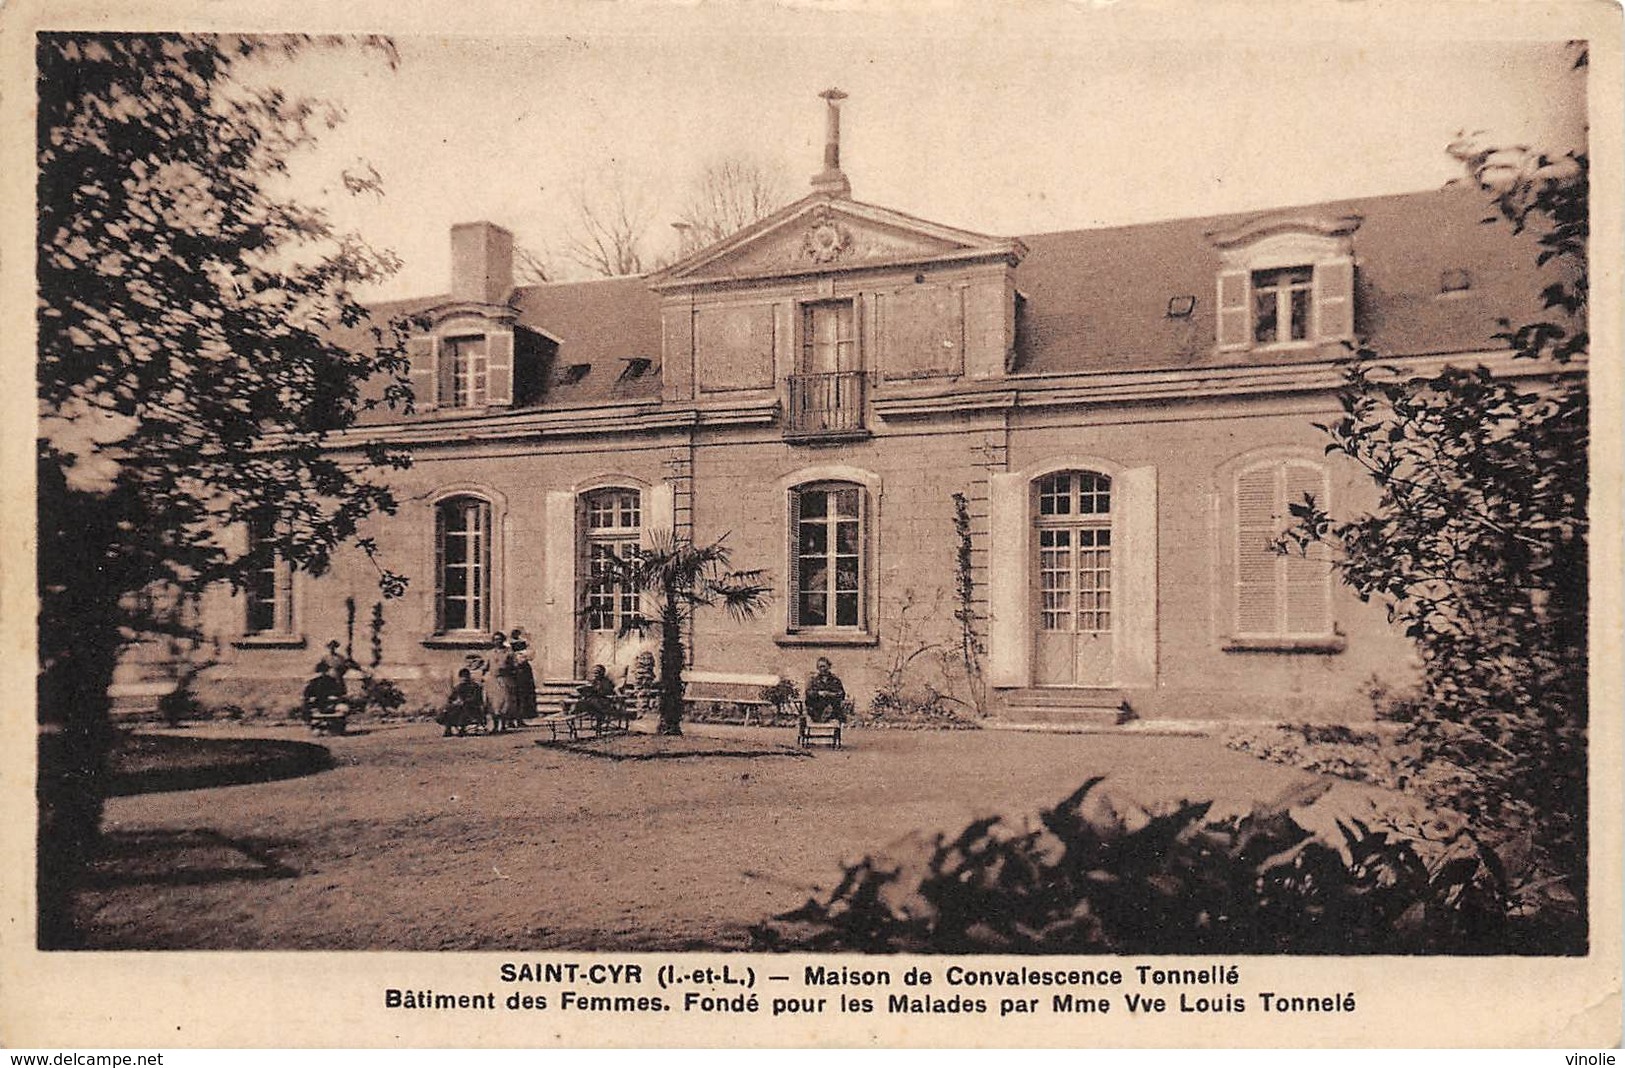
[450,221,514,304]
[809,88,852,197]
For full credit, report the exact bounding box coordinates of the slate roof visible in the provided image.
[1010,185,1552,375]
[357,185,1552,421]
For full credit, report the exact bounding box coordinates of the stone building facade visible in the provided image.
[121,96,1560,726]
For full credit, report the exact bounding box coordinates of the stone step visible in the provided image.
[994,704,1123,727]
[999,688,1127,709]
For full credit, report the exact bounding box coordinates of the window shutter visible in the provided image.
[1216,269,1250,351]
[1115,465,1158,689]
[786,489,802,631]
[1314,258,1355,344]
[408,336,439,412]
[1281,463,1330,635]
[433,502,447,633]
[986,473,1030,687]
[1234,466,1279,635]
[536,491,576,680]
[437,338,457,407]
[487,330,514,406]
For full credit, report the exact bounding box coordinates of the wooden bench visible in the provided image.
[682,670,782,724]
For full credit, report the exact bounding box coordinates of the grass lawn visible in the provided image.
[73,719,1334,951]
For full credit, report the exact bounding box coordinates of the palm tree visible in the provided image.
[607,530,772,736]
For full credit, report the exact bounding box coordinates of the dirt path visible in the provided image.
[76,721,1322,950]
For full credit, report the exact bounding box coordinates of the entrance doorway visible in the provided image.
[580,487,650,682]
[1032,471,1114,687]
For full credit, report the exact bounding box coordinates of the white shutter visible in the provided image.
[1314,258,1355,345]
[1281,463,1331,635]
[407,336,438,412]
[1234,466,1279,635]
[1115,466,1158,689]
[487,330,514,406]
[541,491,577,680]
[987,473,1030,688]
[647,482,675,548]
[1216,269,1251,352]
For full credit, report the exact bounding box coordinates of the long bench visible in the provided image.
[681,670,783,725]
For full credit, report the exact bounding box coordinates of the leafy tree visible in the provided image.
[36,33,413,947]
[1283,140,1588,909]
[606,531,772,735]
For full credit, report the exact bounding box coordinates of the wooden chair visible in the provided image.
[796,698,852,748]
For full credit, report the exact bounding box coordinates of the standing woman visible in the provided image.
[483,631,518,733]
[510,627,537,724]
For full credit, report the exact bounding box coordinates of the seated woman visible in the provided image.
[574,664,620,727]
[301,663,346,721]
[804,657,847,723]
[439,668,486,737]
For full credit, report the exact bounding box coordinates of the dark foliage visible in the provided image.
[1280,142,1588,909]
[37,34,412,946]
[753,779,1582,955]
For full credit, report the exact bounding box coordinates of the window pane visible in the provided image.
[835,593,859,627]
[800,559,827,596]
[799,523,827,555]
[835,520,859,554]
[799,490,827,519]
[835,556,859,592]
[1253,287,1278,343]
[832,488,860,518]
[1290,286,1311,341]
[799,592,828,627]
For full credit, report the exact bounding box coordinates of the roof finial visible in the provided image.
[810,88,852,198]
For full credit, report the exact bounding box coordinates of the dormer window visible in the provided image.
[442,335,488,408]
[1207,213,1361,357]
[1251,266,1313,345]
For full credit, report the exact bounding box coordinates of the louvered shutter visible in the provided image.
[437,339,457,407]
[1314,258,1355,345]
[1216,269,1251,351]
[487,330,514,406]
[1281,463,1330,635]
[408,336,439,412]
[433,502,447,633]
[1234,466,1278,635]
[787,489,802,630]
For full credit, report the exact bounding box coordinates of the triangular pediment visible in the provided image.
[648,196,1025,290]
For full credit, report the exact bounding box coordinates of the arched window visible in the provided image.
[1235,460,1331,637]
[789,481,867,631]
[582,487,642,635]
[435,495,492,634]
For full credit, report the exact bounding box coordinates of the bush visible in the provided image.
[359,675,408,716]
[752,778,1582,954]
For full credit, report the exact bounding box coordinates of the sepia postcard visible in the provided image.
[1,0,1620,1050]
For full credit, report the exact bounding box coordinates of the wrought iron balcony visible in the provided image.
[785,371,868,440]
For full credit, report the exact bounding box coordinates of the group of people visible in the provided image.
[440,629,538,736]
[306,633,849,735]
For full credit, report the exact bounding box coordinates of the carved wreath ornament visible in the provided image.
[801,214,850,264]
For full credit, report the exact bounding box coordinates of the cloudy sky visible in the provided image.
[249,3,1589,299]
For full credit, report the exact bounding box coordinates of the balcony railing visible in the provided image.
[786,371,868,440]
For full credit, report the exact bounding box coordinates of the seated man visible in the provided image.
[574,664,620,728]
[301,663,345,721]
[804,657,847,723]
[440,667,486,737]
